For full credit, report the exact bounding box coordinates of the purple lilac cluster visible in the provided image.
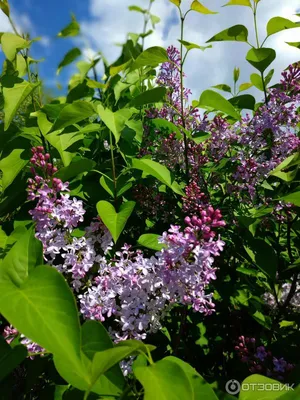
[3,326,44,358]
[79,215,225,342]
[28,147,113,291]
[235,336,294,381]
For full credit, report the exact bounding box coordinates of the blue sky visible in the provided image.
[1,0,300,101]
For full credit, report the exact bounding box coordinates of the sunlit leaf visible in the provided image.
[191,0,217,14]
[57,13,80,37]
[267,17,298,37]
[246,47,276,73]
[207,25,248,43]
[57,48,81,75]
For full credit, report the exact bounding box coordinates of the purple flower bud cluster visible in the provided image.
[235,336,294,381]
[80,215,225,342]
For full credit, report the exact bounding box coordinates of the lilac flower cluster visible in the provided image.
[235,336,294,381]
[28,147,113,290]
[263,277,300,309]
[80,216,225,342]
[3,326,45,358]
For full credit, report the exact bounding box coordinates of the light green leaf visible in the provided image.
[191,0,217,14]
[207,25,248,43]
[199,89,240,119]
[223,0,251,6]
[0,0,10,17]
[0,266,83,377]
[134,357,193,400]
[128,5,146,13]
[57,48,81,75]
[57,13,80,37]
[130,46,168,70]
[52,101,95,131]
[169,0,181,6]
[212,84,232,93]
[250,73,264,91]
[239,82,253,92]
[178,39,212,51]
[131,158,184,196]
[1,33,29,61]
[280,192,300,207]
[2,76,39,130]
[286,41,300,50]
[267,17,298,37]
[0,146,30,190]
[97,104,133,143]
[138,234,166,251]
[150,14,160,27]
[246,47,276,73]
[130,87,167,107]
[109,59,132,76]
[239,374,292,399]
[1,227,42,287]
[97,201,136,243]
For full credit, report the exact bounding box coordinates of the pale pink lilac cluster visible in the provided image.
[79,215,225,342]
[235,336,294,381]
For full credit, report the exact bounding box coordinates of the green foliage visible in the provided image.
[199,89,240,119]
[207,25,249,43]
[57,13,80,37]
[57,48,82,75]
[246,48,276,73]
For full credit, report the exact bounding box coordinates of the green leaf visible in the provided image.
[134,357,194,399]
[163,357,218,399]
[0,0,10,17]
[130,47,168,70]
[0,145,30,190]
[130,87,167,107]
[81,321,124,391]
[150,14,160,28]
[280,192,300,207]
[90,341,148,390]
[150,118,182,139]
[57,13,80,37]
[191,0,217,14]
[1,227,42,287]
[239,374,292,399]
[0,339,27,382]
[228,94,256,110]
[178,39,212,51]
[239,82,253,92]
[2,76,39,130]
[96,201,136,243]
[246,48,276,73]
[1,33,29,61]
[109,60,132,76]
[192,131,211,143]
[250,73,264,91]
[0,266,82,374]
[244,239,277,279]
[97,105,133,143]
[55,159,96,181]
[286,42,300,50]
[267,17,298,37]
[52,101,95,131]
[199,90,240,119]
[223,0,251,6]
[212,84,232,93]
[169,0,181,6]
[137,234,166,251]
[265,68,275,85]
[131,158,184,196]
[57,48,81,75]
[128,5,146,13]
[206,25,248,43]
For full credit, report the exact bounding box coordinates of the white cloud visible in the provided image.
[81,0,300,100]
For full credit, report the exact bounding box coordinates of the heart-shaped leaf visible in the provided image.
[97,201,136,243]
[246,48,276,73]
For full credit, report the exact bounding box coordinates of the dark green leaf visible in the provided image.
[212,84,232,93]
[228,94,256,110]
[57,48,81,75]
[130,87,167,107]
